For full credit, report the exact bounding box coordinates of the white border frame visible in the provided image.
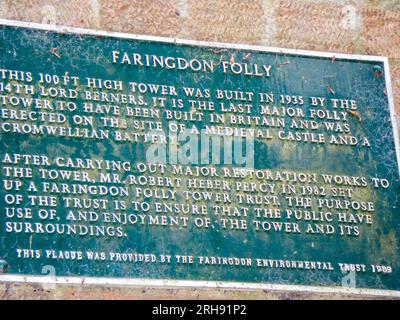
[0,18,399,298]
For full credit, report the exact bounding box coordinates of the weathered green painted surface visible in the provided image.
[0,22,399,294]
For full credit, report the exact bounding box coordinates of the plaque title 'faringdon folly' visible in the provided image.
[0,19,399,296]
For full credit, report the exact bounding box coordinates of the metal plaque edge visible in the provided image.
[0,18,399,297]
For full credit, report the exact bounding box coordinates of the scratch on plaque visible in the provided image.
[332,56,336,63]
[207,48,227,54]
[278,61,290,67]
[77,34,84,41]
[243,53,251,60]
[327,85,335,94]
[50,47,61,59]
[348,110,362,121]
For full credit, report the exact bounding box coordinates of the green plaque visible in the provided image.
[0,19,399,297]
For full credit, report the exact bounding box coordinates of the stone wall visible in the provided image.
[0,0,399,300]
[0,0,398,125]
